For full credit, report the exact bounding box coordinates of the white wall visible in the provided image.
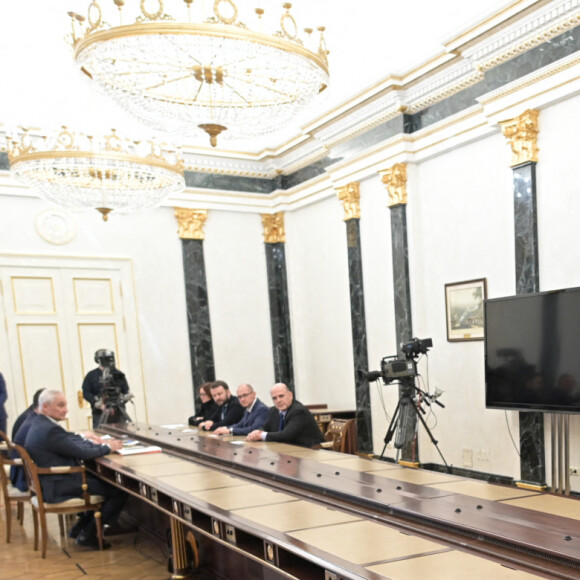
[203,210,275,401]
[3,92,580,489]
[285,195,356,409]
[406,132,521,477]
[0,193,194,427]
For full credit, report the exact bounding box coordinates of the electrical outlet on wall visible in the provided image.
[462,447,473,468]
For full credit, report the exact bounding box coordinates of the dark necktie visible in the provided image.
[278,411,285,431]
[221,403,228,421]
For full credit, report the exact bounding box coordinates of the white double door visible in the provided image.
[0,254,147,432]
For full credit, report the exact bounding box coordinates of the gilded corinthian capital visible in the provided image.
[379,163,407,207]
[262,212,286,243]
[336,182,360,221]
[174,208,208,240]
[500,109,539,167]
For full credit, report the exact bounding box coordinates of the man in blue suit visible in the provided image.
[24,389,126,550]
[213,384,269,436]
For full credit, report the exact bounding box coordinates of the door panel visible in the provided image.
[0,255,147,432]
[12,277,56,313]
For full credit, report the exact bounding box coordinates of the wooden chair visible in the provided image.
[0,430,32,543]
[321,419,357,454]
[11,442,105,557]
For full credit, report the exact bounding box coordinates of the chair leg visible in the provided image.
[58,514,65,538]
[4,496,12,543]
[17,501,24,525]
[95,510,103,551]
[39,512,48,558]
[31,509,39,551]
[58,514,68,549]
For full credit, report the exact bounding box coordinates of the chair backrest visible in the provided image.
[9,442,45,505]
[324,419,357,454]
[11,442,93,508]
[1,429,29,493]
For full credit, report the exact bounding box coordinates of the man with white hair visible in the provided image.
[25,389,126,550]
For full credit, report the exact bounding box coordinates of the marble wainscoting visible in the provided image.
[182,238,216,409]
[346,218,373,454]
[513,163,539,295]
[389,204,417,462]
[511,160,545,485]
[265,242,295,393]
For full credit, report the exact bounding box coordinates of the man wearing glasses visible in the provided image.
[213,384,269,436]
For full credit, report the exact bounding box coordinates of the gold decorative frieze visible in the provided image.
[500,109,539,167]
[174,208,208,240]
[379,163,408,207]
[262,212,286,244]
[336,182,360,221]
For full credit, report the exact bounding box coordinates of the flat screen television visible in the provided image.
[485,287,580,413]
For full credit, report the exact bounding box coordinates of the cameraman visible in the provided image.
[82,349,130,429]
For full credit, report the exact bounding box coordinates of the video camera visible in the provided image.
[360,337,432,384]
[94,349,133,423]
[401,337,433,359]
[100,367,130,406]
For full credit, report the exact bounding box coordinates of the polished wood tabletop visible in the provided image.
[95,422,580,579]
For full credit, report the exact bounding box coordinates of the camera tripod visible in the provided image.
[380,378,449,471]
[98,399,132,427]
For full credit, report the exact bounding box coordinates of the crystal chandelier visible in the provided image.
[68,0,329,147]
[7,127,185,221]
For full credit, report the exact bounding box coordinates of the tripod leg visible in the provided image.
[380,399,401,460]
[411,402,450,471]
[98,408,112,427]
[395,398,413,449]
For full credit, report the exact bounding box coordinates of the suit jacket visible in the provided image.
[11,405,34,439]
[205,395,244,430]
[0,373,7,429]
[188,399,218,426]
[24,414,112,503]
[230,398,269,436]
[263,400,325,448]
[10,411,37,491]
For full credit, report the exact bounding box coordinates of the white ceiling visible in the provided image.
[0,0,513,154]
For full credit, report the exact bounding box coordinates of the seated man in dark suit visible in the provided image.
[198,380,244,431]
[24,389,127,550]
[10,388,46,491]
[213,384,269,436]
[11,388,46,440]
[247,383,324,448]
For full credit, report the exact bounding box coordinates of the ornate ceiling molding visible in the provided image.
[461,0,580,72]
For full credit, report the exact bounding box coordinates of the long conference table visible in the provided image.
[95,422,580,580]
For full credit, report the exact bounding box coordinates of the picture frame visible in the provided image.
[445,278,487,342]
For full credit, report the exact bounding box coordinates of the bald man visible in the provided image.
[247,383,324,448]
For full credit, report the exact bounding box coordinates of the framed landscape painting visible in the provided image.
[445,278,487,342]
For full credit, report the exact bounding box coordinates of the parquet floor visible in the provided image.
[0,498,170,579]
